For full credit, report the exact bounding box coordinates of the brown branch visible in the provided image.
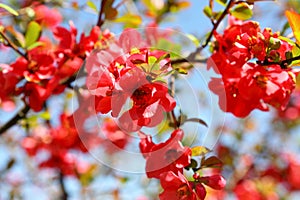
[171,0,235,64]
[96,0,108,28]
[59,172,68,200]
[170,58,207,65]
[169,74,180,128]
[0,31,27,59]
[256,55,300,69]
[0,105,30,135]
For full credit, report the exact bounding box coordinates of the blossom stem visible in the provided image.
[169,74,180,128]
[59,172,68,200]
[0,105,30,135]
[96,0,108,28]
[170,58,207,65]
[256,55,300,69]
[171,0,235,64]
[0,31,28,59]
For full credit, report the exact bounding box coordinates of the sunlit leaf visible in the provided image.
[26,41,44,50]
[87,0,98,13]
[291,45,300,66]
[216,0,227,6]
[286,10,300,44]
[25,21,41,49]
[176,1,190,9]
[156,38,181,58]
[0,3,19,16]
[113,13,142,28]
[39,111,51,120]
[191,146,211,156]
[203,6,212,18]
[230,3,253,20]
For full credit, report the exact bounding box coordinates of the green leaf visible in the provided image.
[291,45,300,66]
[113,13,142,28]
[0,3,19,16]
[148,56,159,71]
[279,36,296,45]
[25,21,41,49]
[156,38,181,58]
[26,41,43,50]
[87,0,98,13]
[203,6,212,18]
[191,146,211,156]
[230,3,253,20]
[216,0,227,6]
[39,111,51,120]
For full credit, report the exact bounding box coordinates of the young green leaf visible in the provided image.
[113,13,142,28]
[230,3,253,20]
[87,0,98,13]
[25,21,41,49]
[186,34,200,47]
[216,0,227,6]
[191,146,211,156]
[203,6,213,19]
[0,3,19,16]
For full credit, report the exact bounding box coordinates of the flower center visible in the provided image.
[132,85,152,106]
[177,184,190,199]
[255,74,268,87]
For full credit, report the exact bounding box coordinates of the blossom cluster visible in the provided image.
[0,22,113,112]
[85,28,176,132]
[139,129,226,199]
[208,17,299,117]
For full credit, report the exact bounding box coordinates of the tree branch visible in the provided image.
[171,0,235,64]
[0,105,30,135]
[59,172,68,200]
[96,0,108,28]
[256,55,300,69]
[0,31,28,59]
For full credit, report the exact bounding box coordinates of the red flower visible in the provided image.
[139,129,191,179]
[11,54,55,82]
[209,76,268,117]
[115,69,176,132]
[101,118,130,153]
[239,63,296,111]
[0,64,19,111]
[34,5,62,28]
[208,17,298,117]
[86,29,175,131]
[199,175,226,190]
[234,180,262,200]
[159,171,206,200]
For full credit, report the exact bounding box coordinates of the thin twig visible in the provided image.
[96,0,108,28]
[171,0,235,64]
[0,105,30,135]
[169,74,180,128]
[257,55,300,69]
[58,172,68,200]
[0,31,27,59]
